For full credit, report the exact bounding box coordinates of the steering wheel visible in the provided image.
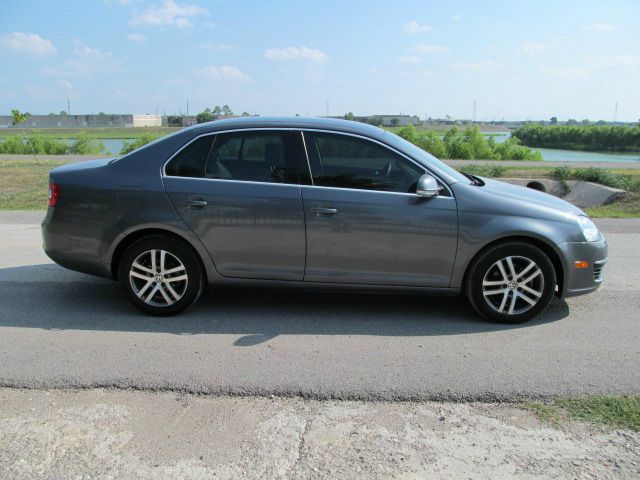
[382,161,393,179]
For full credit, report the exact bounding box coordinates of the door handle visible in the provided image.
[311,207,338,215]
[187,199,208,208]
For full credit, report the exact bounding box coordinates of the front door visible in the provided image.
[163,130,306,280]
[300,131,458,287]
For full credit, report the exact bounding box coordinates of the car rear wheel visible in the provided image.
[119,235,204,316]
[465,242,556,324]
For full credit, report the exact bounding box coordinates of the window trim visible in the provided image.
[160,127,453,198]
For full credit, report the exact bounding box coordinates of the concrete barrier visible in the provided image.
[499,178,627,208]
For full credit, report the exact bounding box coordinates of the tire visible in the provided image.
[465,242,556,324]
[118,235,204,316]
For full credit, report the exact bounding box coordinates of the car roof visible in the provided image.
[185,116,387,140]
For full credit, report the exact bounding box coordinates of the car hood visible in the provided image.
[476,177,585,217]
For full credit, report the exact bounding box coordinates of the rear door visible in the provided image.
[300,131,458,287]
[163,130,306,280]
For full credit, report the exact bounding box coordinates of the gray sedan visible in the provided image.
[42,117,607,323]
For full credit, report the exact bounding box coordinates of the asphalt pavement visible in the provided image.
[0,212,639,400]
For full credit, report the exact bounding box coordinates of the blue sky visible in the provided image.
[1,0,639,121]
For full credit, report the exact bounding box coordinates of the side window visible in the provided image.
[165,136,213,178]
[205,131,297,184]
[305,132,424,193]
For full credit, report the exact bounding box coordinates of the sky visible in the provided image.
[1,0,639,121]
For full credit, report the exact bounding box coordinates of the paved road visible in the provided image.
[0,212,639,400]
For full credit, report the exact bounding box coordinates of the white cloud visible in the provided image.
[404,21,433,34]
[582,23,616,32]
[368,67,380,76]
[45,40,121,77]
[196,65,249,82]
[539,66,587,79]
[0,32,56,57]
[398,55,421,64]
[420,69,431,77]
[411,44,451,54]
[127,33,147,42]
[130,0,207,28]
[201,42,234,51]
[519,41,545,56]
[452,14,460,21]
[451,60,502,72]
[264,46,328,62]
[584,55,640,68]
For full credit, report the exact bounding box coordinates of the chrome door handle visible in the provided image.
[311,207,337,215]
[187,199,208,207]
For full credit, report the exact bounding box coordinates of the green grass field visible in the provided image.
[0,127,180,140]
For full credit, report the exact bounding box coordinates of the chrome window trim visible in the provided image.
[160,126,454,198]
[299,131,314,186]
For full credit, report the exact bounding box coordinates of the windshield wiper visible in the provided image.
[462,172,483,186]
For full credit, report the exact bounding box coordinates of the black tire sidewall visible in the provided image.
[466,242,556,324]
[119,235,204,316]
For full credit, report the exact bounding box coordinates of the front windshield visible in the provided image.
[381,130,469,184]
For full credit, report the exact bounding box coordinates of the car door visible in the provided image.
[163,130,306,281]
[300,130,458,287]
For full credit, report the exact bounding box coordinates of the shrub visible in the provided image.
[459,164,507,178]
[69,133,105,155]
[120,133,161,155]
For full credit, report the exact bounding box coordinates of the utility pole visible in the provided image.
[473,99,477,123]
[67,97,71,116]
[186,100,189,116]
[613,101,618,123]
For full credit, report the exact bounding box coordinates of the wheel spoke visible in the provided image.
[482,280,505,287]
[496,260,509,282]
[132,261,154,275]
[498,291,509,312]
[164,265,186,275]
[517,291,537,306]
[506,257,517,279]
[130,270,153,281]
[521,268,542,285]
[136,280,154,298]
[483,288,506,297]
[520,284,542,298]
[516,260,536,281]
[150,249,157,273]
[145,283,160,302]
[166,274,188,283]
[508,291,517,314]
[164,281,182,301]
[157,284,173,304]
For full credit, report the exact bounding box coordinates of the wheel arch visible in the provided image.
[110,227,209,283]
[462,235,565,297]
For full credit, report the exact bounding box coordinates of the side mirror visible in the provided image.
[416,173,442,198]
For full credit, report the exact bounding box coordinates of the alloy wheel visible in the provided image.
[481,255,544,315]
[129,249,188,307]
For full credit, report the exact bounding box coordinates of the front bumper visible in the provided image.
[557,235,608,298]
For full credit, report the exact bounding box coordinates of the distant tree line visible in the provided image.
[396,125,542,161]
[513,124,640,152]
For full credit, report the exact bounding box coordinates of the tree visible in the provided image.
[196,108,214,124]
[344,112,355,121]
[221,105,233,116]
[241,111,250,116]
[549,116,558,125]
[60,110,68,116]
[566,118,578,125]
[10,109,27,127]
[390,118,399,127]
[212,106,222,115]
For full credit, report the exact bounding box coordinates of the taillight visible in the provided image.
[48,183,60,207]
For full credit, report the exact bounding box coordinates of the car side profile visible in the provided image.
[42,117,607,323]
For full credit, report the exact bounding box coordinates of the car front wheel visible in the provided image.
[119,235,204,316]
[465,242,556,323]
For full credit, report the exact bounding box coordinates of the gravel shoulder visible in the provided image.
[1,388,638,479]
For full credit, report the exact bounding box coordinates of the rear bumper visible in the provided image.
[41,208,112,279]
[558,235,608,298]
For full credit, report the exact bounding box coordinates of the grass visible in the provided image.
[585,194,640,218]
[0,127,180,140]
[0,159,67,210]
[523,396,640,432]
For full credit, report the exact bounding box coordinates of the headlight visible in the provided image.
[577,216,600,242]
